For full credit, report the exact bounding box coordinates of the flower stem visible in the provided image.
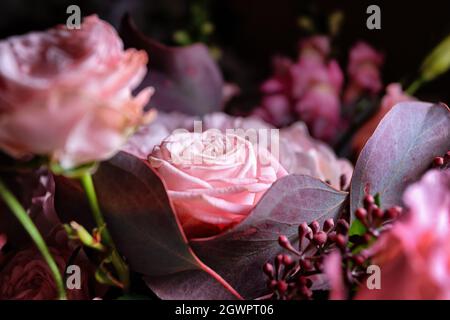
[0,178,67,300]
[406,77,424,95]
[79,172,130,291]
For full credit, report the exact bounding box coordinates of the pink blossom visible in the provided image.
[254,36,344,141]
[298,35,331,63]
[356,170,450,299]
[0,15,153,168]
[344,42,384,103]
[149,129,288,239]
[292,59,344,141]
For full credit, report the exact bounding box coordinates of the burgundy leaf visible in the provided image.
[350,102,450,215]
[147,175,347,299]
[0,169,59,249]
[120,14,224,116]
[54,151,241,299]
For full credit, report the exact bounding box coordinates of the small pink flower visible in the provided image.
[253,94,292,127]
[344,42,384,103]
[353,83,414,153]
[149,129,288,238]
[292,59,344,141]
[298,35,331,63]
[0,15,153,168]
[356,170,450,300]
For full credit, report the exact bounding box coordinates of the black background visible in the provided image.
[0,0,449,103]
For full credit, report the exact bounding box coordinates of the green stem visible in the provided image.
[406,77,425,95]
[79,173,129,291]
[0,178,67,300]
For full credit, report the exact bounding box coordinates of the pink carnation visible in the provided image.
[356,170,450,299]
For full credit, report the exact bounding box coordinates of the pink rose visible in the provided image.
[149,129,288,238]
[353,83,414,153]
[279,122,353,190]
[125,112,352,191]
[356,170,450,299]
[0,231,92,300]
[0,15,153,168]
[344,42,384,103]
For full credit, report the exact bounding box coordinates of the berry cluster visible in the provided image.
[263,194,403,300]
[432,151,450,170]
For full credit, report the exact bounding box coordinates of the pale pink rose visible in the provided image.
[353,83,414,153]
[0,15,153,168]
[149,129,288,238]
[125,112,352,191]
[0,231,92,300]
[356,169,450,300]
[279,122,353,190]
[201,113,352,190]
[344,42,384,103]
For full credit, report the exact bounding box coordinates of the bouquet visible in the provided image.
[0,4,449,301]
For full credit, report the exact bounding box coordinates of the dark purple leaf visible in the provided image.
[120,14,224,116]
[54,151,239,298]
[0,169,59,248]
[350,102,450,215]
[147,175,347,299]
[55,152,202,275]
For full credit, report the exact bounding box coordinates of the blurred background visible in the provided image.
[1,0,449,105]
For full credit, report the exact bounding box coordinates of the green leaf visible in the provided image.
[349,219,366,237]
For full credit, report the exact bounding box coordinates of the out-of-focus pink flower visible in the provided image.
[0,230,92,300]
[149,129,288,238]
[254,56,295,127]
[0,15,153,168]
[253,94,292,127]
[344,42,384,103]
[292,59,344,142]
[222,83,241,105]
[353,83,414,153]
[323,250,346,300]
[280,122,352,190]
[254,36,344,142]
[298,35,330,63]
[356,169,450,300]
[0,234,6,251]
